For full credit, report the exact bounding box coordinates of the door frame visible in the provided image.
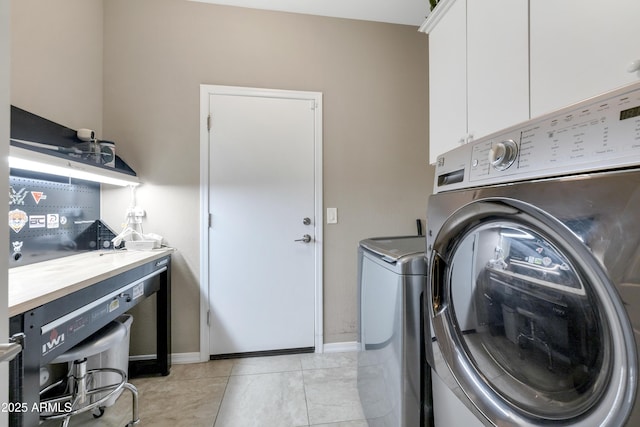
[198,85,323,362]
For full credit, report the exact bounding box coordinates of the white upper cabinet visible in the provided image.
[423,0,529,164]
[425,0,640,165]
[530,0,640,117]
[466,1,529,140]
[426,0,467,165]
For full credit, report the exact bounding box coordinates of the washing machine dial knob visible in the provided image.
[488,139,518,171]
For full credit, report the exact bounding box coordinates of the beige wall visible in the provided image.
[10,0,104,135]
[12,0,432,355]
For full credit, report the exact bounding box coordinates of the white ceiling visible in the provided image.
[189,0,431,26]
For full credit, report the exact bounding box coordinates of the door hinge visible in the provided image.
[207,310,210,326]
[207,114,212,131]
[208,213,212,228]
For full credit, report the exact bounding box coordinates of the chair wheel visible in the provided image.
[92,407,105,418]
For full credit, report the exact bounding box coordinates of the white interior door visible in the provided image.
[206,87,321,355]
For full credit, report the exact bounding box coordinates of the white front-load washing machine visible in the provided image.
[425,81,640,426]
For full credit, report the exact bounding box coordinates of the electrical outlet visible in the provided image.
[126,206,145,224]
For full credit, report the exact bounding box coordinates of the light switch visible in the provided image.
[327,208,338,224]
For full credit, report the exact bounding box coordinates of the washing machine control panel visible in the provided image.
[434,81,640,192]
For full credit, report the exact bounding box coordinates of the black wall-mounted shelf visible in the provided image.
[10,106,137,177]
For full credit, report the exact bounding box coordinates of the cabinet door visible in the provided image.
[428,0,467,164]
[531,0,640,117]
[467,0,529,138]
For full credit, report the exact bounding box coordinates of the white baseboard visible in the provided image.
[131,345,360,365]
[322,341,360,353]
[129,352,201,365]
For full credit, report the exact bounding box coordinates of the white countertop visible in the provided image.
[9,248,174,317]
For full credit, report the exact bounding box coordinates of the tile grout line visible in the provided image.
[211,364,233,427]
[300,359,312,427]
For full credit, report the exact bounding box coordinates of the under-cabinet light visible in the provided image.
[9,145,140,187]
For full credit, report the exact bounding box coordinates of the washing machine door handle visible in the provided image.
[431,252,446,314]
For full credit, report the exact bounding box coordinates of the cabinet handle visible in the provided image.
[627,59,640,74]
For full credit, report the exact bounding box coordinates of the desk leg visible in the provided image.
[10,312,42,427]
[156,265,171,375]
[129,261,171,377]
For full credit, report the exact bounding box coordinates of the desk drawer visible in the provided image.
[29,256,169,365]
[40,267,165,363]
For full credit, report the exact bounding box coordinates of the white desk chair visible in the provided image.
[39,320,140,426]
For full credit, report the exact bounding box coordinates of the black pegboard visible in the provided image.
[8,171,117,266]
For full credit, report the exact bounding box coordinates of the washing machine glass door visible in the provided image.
[430,199,636,427]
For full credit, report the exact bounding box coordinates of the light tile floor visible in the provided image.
[43,352,367,427]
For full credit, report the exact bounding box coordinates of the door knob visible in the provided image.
[303,217,311,225]
[295,234,312,243]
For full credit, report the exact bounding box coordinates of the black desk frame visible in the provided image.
[8,254,171,427]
